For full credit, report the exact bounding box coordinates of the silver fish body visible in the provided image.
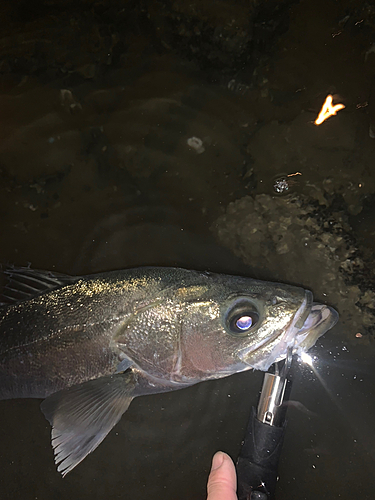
[0,266,338,475]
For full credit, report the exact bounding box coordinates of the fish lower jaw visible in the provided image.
[254,303,339,369]
[238,292,313,371]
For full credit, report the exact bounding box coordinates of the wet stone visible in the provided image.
[213,191,375,340]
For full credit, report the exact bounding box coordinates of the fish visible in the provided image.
[0,266,338,475]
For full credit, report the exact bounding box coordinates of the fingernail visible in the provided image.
[211,451,225,471]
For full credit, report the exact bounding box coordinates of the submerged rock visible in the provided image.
[212,192,375,342]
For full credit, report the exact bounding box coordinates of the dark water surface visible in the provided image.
[1,1,375,498]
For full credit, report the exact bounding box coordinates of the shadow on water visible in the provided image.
[0,0,375,499]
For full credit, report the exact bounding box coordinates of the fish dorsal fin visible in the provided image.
[41,371,137,476]
[0,267,79,305]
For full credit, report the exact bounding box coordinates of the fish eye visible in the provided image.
[236,315,253,330]
[225,300,260,336]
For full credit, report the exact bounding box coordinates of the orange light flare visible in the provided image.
[314,95,345,125]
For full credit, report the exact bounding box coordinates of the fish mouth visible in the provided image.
[291,300,339,355]
[239,291,339,371]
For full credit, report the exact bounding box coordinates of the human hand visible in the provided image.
[206,451,238,500]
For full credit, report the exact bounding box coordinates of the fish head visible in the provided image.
[178,273,338,379]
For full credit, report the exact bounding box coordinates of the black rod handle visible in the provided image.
[236,407,286,500]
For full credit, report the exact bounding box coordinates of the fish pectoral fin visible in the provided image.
[40,371,137,476]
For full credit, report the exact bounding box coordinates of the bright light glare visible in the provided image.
[300,351,314,366]
[315,95,345,125]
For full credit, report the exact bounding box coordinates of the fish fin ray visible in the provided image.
[0,266,80,305]
[40,372,137,476]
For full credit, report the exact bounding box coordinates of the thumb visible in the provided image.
[207,452,237,500]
